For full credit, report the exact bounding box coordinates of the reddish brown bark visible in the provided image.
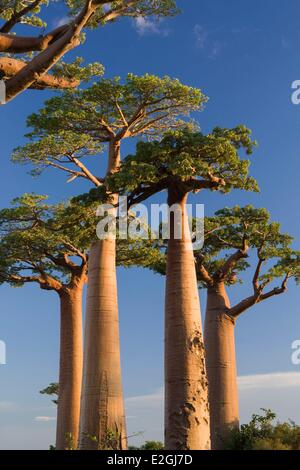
[164,188,210,450]
[79,141,127,450]
[204,282,239,450]
[56,285,84,449]
[0,57,79,89]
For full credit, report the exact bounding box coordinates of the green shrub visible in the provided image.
[225,409,300,450]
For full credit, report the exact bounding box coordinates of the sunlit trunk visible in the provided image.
[204,282,239,450]
[164,187,210,450]
[56,285,83,450]
[79,141,127,450]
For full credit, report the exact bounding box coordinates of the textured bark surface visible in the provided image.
[165,189,210,450]
[56,286,83,450]
[79,239,126,449]
[79,141,126,450]
[204,282,239,450]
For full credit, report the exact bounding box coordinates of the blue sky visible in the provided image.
[0,0,300,449]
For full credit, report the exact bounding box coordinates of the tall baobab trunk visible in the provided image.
[79,141,127,450]
[204,282,239,450]
[56,284,84,450]
[164,187,210,450]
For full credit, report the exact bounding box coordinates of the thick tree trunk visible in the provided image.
[79,141,127,450]
[164,188,210,450]
[56,286,83,450]
[204,282,239,450]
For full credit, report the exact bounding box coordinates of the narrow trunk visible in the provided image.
[79,141,127,450]
[204,282,239,450]
[165,188,210,450]
[56,286,83,450]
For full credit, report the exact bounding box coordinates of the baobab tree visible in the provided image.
[0,194,91,449]
[0,0,178,101]
[0,193,162,449]
[107,127,259,450]
[13,73,204,449]
[192,206,300,449]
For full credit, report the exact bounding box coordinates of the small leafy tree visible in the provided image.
[40,382,59,405]
[0,193,93,449]
[226,409,300,450]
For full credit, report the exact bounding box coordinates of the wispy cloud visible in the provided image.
[194,24,222,58]
[126,388,163,407]
[125,372,300,414]
[194,24,262,59]
[238,371,300,390]
[134,17,170,37]
[34,416,56,422]
[52,16,70,28]
[0,402,16,413]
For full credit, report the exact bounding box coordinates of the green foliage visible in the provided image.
[109,127,259,196]
[13,74,205,184]
[0,193,95,288]
[0,1,178,31]
[66,1,179,29]
[197,205,298,287]
[225,409,300,450]
[0,0,48,29]
[26,73,202,140]
[0,193,165,289]
[129,441,164,450]
[140,440,164,450]
[39,382,59,405]
[51,58,105,83]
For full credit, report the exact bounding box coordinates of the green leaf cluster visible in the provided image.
[109,127,259,195]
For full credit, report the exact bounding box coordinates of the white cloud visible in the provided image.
[34,416,56,422]
[126,388,163,406]
[238,371,300,390]
[194,24,221,58]
[194,24,207,49]
[53,16,70,28]
[134,17,169,37]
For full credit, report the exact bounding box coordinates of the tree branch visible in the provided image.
[230,274,290,318]
[0,57,79,89]
[0,0,44,33]
[213,248,249,282]
[194,253,214,286]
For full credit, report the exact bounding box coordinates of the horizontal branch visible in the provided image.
[0,58,79,89]
[0,24,69,53]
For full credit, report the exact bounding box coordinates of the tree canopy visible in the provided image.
[12,74,205,185]
[107,127,259,206]
[0,0,179,101]
[0,193,164,291]
[195,205,300,316]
